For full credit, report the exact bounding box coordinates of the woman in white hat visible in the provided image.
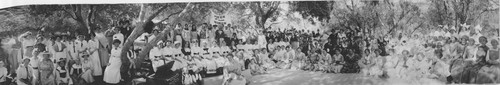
[38,51,55,85]
[103,39,122,84]
[150,41,164,72]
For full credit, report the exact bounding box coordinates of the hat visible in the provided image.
[157,41,164,46]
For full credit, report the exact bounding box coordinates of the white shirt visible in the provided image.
[75,40,88,53]
[16,65,30,80]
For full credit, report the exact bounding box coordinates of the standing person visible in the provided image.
[30,44,44,85]
[88,33,103,76]
[103,40,122,84]
[112,27,125,47]
[19,32,37,60]
[183,24,192,43]
[38,52,55,85]
[75,35,88,61]
[16,58,31,85]
[65,36,77,62]
[95,31,111,75]
[191,24,199,45]
[52,36,67,63]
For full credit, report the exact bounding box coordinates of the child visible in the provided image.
[56,59,73,85]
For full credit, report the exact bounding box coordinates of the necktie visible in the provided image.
[25,66,30,80]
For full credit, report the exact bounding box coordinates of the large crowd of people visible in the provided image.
[0,18,499,85]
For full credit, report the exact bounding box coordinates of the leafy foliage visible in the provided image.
[290,1,332,23]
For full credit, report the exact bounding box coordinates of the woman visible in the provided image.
[16,58,31,85]
[52,36,66,62]
[38,52,55,85]
[103,40,122,84]
[480,39,500,82]
[370,49,384,77]
[88,33,103,76]
[332,50,344,73]
[30,46,42,85]
[81,53,94,83]
[358,49,373,76]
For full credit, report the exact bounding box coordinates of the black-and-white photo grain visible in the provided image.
[0,0,499,85]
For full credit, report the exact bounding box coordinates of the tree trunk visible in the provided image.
[121,3,191,70]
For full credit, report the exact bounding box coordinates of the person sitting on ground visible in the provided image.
[359,49,374,76]
[80,53,94,84]
[480,39,500,82]
[332,49,344,73]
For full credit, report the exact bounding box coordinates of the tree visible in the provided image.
[428,0,499,31]
[290,1,333,24]
[328,0,423,38]
[249,1,281,29]
[125,3,192,68]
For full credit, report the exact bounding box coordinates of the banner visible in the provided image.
[210,10,228,26]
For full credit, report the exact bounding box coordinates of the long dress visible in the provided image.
[38,60,55,85]
[53,42,66,62]
[96,33,110,68]
[88,39,103,76]
[103,47,122,84]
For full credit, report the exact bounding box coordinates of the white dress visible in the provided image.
[88,39,103,76]
[103,47,122,84]
[149,47,164,72]
[52,42,66,62]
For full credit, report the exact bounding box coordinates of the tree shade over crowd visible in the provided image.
[0,0,499,85]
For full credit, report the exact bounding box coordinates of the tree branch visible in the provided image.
[145,4,170,22]
[155,10,182,25]
[63,6,77,20]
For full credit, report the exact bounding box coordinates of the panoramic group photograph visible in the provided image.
[0,0,499,85]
